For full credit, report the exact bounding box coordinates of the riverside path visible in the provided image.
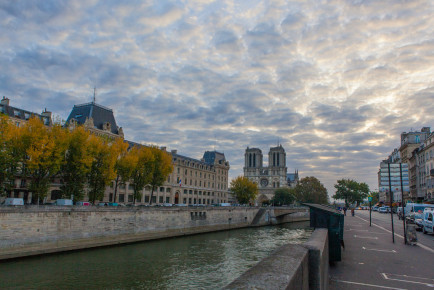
[329,210,434,289]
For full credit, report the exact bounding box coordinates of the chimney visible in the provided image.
[41,108,52,118]
[171,149,177,154]
[1,96,10,106]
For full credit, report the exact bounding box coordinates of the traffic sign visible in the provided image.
[368,196,373,201]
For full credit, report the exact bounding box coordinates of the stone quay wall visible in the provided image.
[0,206,309,260]
[225,228,329,290]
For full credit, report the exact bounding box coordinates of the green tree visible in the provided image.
[333,179,369,207]
[230,176,258,204]
[60,126,92,202]
[148,146,173,205]
[271,188,295,206]
[294,176,328,204]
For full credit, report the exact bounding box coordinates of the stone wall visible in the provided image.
[0,206,308,260]
[225,228,329,290]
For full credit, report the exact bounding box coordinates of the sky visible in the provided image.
[1,0,434,197]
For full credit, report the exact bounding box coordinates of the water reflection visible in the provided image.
[0,221,311,289]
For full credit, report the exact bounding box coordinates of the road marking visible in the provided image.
[382,273,434,287]
[355,215,434,254]
[331,279,407,289]
[347,229,369,232]
[354,235,378,239]
[362,247,396,253]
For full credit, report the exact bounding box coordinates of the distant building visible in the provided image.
[65,101,124,139]
[105,149,230,205]
[0,96,52,127]
[0,97,53,203]
[378,161,409,205]
[243,145,297,204]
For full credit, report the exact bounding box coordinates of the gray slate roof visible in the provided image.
[66,102,119,134]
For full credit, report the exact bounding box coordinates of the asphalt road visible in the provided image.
[330,210,434,289]
[355,209,434,253]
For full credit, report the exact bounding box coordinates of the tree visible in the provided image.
[86,135,116,204]
[60,126,92,202]
[148,146,173,205]
[333,179,370,207]
[129,146,154,204]
[294,176,328,204]
[271,188,295,206]
[21,117,67,204]
[230,176,258,204]
[111,138,130,203]
[0,115,21,196]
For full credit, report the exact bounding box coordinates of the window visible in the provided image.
[189,198,192,204]
[166,197,170,203]
[185,169,188,175]
[119,194,125,202]
[160,187,164,192]
[145,195,150,202]
[159,196,163,203]
[166,188,171,193]
[120,184,126,189]
[128,184,134,190]
[177,168,180,173]
[109,193,113,202]
[183,198,187,203]
[128,195,133,202]
[184,189,187,194]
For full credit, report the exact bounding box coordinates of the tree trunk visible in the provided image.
[149,186,155,205]
[113,175,120,203]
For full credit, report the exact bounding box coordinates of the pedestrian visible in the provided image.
[343,207,347,216]
[351,208,355,216]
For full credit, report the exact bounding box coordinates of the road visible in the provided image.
[355,209,434,253]
[330,210,434,289]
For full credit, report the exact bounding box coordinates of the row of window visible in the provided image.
[108,193,226,205]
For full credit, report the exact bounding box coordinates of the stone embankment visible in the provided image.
[0,206,308,260]
[226,228,329,290]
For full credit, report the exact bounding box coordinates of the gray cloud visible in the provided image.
[1,0,434,195]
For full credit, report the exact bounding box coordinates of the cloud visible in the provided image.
[2,0,434,195]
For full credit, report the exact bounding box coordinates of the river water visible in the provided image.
[0,221,312,289]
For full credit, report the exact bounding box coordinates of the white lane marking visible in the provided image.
[347,229,369,231]
[354,235,378,239]
[362,246,396,253]
[355,216,434,254]
[331,279,407,289]
[382,273,434,287]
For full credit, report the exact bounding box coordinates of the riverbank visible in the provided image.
[0,206,308,260]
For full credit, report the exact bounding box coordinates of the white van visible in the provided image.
[422,208,434,235]
[5,198,24,205]
[406,203,434,230]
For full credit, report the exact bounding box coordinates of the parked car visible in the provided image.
[422,208,434,235]
[372,206,379,211]
[5,198,24,206]
[55,199,73,206]
[162,203,173,207]
[174,203,188,207]
[378,206,390,213]
[406,203,434,230]
[75,201,91,206]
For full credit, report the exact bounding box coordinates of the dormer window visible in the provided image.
[24,113,30,120]
[14,110,20,117]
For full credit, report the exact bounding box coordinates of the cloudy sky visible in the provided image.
[1,0,434,196]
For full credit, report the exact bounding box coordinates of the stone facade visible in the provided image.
[244,145,296,203]
[105,150,230,205]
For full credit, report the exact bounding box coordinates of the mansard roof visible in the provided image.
[203,151,226,165]
[66,102,119,134]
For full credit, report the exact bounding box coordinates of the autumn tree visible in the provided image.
[294,176,328,204]
[111,138,130,203]
[230,176,258,204]
[333,179,369,207]
[60,126,92,201]
[21,117,67,204]
[129,146,154,204]
[148,146,173,205]
[0,115,21,196]
[86,135,117,204]
[271,188,295,206]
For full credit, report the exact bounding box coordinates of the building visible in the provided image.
[243,145,296,203]
[378,161,409,205]
[422,133,434,202]
[65,100,229,205]
[65,101,124,139]
[0,97,54,203]
[104,149,230,205]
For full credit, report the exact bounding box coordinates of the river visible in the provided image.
[0,221,312,289]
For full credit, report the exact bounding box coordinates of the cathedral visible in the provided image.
[243,145,298,203]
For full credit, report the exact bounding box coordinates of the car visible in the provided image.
[378,206,390,213]
[422,208,434,235]
[162,203,173,207]
[174,203,188,207]
[372,206,379,211]
[355,206,363,210]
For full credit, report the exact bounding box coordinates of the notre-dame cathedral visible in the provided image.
[243,145,298,203]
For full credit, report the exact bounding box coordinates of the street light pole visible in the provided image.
[388,163,395,243]
[400,163,406,244]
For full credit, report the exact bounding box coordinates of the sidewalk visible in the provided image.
[329,213,434,289]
